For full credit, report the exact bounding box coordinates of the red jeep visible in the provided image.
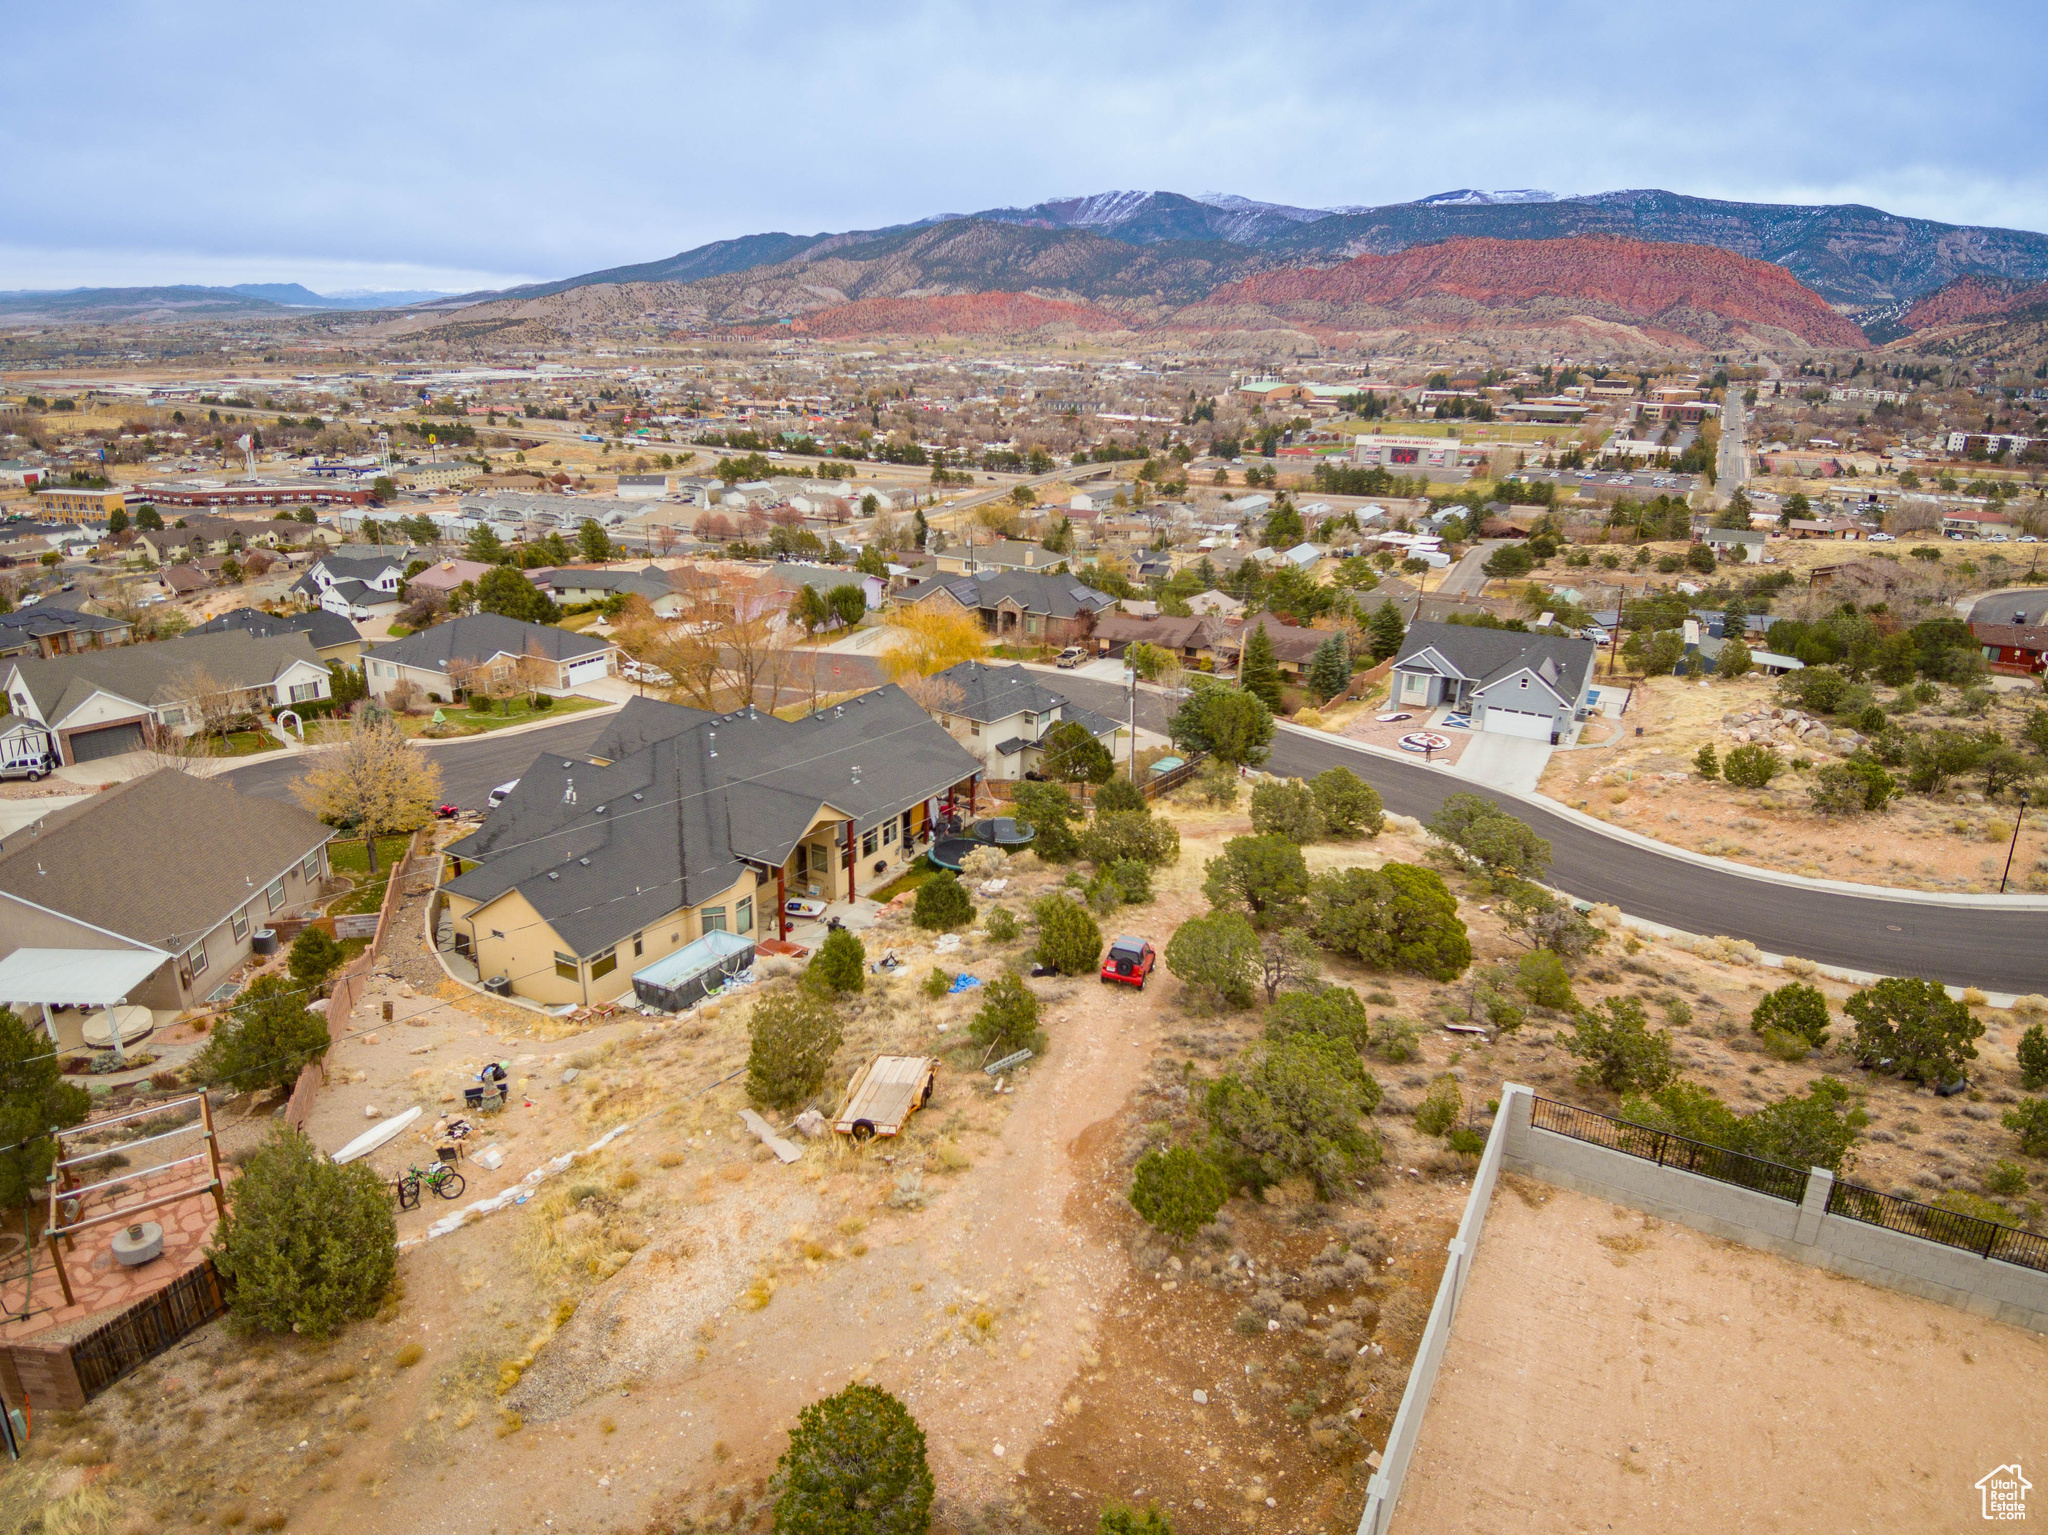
[1100,936,1157,990]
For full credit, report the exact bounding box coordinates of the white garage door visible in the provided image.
[566,656,610,683]
[1482,708,1552,741]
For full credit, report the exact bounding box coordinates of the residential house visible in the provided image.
[1249,542,1327,573]
[1702,527,1768,564]
[0,606,133,660]
[291,552,406,620]
[922,660,1125,780]
[753,565,887,616]
[437,689,981,1005]
[1389,620,1598,742]
[2,631,330,764]
[159,565,211,597]
[539,564,693,617]
[134,515,283,564]
[931,538,1073,577]
[895,570,1116,648]
[1185,590,1246,618]
[1973,622,2048,677]
[0,769,333,1016]
[362,614,616,703]
[403,558,497,601]
[1217,613,1333,683]
[1089,612,1229,669]
[187,606,366,667]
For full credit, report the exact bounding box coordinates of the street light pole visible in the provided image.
[2001,790,2031,895]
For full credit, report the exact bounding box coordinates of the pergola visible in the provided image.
[0,946,170,1061]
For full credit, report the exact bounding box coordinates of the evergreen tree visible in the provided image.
[1239,623,1284,711]
[1367,601,1407,661]
[1307,632,1350,702]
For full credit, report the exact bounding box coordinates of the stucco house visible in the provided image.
[291,553,407,620]
[1389,620,1597,742]
[922,660,1125,780]
[361,614,616,703]
[896,570,1117,648]
[437,689,981,1005]
[0,768,334,1016]
[2,631,330,764]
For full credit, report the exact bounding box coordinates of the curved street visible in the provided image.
[224,666,2048,994]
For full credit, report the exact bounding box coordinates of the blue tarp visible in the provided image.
[631,929,755,1011]
[946,973,982,994]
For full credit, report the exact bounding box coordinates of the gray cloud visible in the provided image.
[4,0,2042,290]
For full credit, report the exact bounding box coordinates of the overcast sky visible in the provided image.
[6,0,2043,294]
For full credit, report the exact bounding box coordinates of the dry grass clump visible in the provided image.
[394,1343,424,1369]
[517,1159,648,1286]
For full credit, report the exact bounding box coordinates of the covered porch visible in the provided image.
[0,946,179,1063]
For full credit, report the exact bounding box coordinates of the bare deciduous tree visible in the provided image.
[290,716,444,873]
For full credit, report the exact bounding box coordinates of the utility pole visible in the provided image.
[1127,664,1138,784]
[2001,789,2031,894]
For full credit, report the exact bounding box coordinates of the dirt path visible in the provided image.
[279,952,1168,1534]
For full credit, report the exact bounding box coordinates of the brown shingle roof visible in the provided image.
[0,769,333,953]
[1971,623,2048,653]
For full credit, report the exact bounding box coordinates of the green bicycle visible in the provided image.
[396,1162,466,1210]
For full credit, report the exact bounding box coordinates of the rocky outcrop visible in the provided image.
[1175,236,1868,349]
[776,291,1132,338]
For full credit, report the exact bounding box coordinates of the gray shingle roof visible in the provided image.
[364,614,609,673]
[928,660,1073,724]
[188,606,361,651]
[1393,620,1596,703]
[6,630,323,717]
[0,768,332,953]
[0,607,131,649]
[901,570,1117,620]
[447,688,980,956]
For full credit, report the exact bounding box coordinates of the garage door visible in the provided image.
[67,722,146,762]
[566,656,610,684]
[1481,708,1552,742]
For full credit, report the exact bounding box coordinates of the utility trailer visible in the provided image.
[833,1054,938,1142]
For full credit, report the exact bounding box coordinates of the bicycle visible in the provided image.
[396,1161,467,1210]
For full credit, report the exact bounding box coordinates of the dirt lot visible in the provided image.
[1392,1179,2048,1535]
[11,795,2047,1535]
[1543,672,2048,891]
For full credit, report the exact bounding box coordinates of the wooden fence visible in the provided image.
[0,1262,228,1412]
[282,826,420,1133]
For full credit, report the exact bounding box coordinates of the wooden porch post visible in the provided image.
[776,865,788,941]
[844,820,856,903]
[45,1178,72,1306]
[199,1094,227,1223]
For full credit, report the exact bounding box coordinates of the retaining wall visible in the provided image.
[1499,1093,2048,1334]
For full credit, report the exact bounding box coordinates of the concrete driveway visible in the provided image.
[1451,731,1553,795]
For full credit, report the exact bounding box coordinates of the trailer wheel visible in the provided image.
[850,1120,876,1142]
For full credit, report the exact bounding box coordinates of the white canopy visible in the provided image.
[0,946,170,1007]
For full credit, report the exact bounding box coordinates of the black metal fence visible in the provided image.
[1827,1181,2048,1275]
[1530,1095,2048,1275]
[69,1260,227,1399]
[1529,1096,1809,1203]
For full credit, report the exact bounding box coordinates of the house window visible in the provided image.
[590,947,618,980]
[883,821,897,846]
[555,952,579,980]
[302,850,321,882]
[266,877,286,912]
[290,681,321,703]
[969,721,981,736]
[186,939,208,977]
[702,905,728,932]
[862,828,878,857]
[632,931,644,958]
[231,907,250,943]
[736,896,753,934]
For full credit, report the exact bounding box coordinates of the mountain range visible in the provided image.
[467,187,2048,312]
[0,283,451,322]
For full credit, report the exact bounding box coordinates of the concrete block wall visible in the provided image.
[1501,1092,2048,1335]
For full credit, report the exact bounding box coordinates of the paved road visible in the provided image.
[224,677,2048,992]
[1718,391,1749,500]
[1437,540,1504,599]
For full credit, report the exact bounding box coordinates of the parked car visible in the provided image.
[1868,532,1895,542]
[1055,646,1088,669]
[486,778,520,809]
[1100,935,1157,990]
